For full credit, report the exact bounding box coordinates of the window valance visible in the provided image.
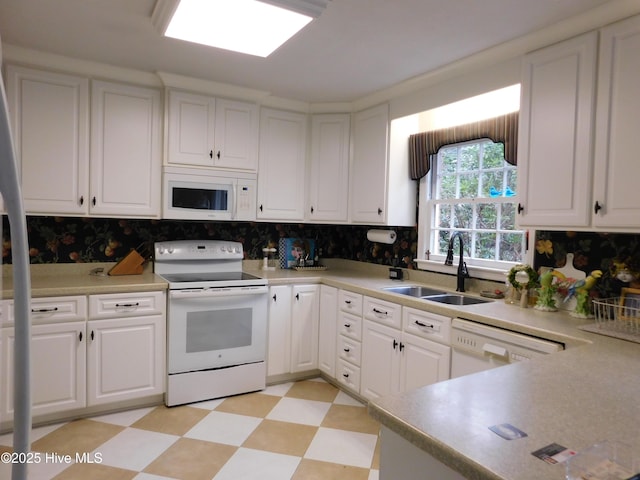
[408,111,519,180]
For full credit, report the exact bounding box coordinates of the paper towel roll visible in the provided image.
[367,229,397,244]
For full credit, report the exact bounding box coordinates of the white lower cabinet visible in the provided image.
[1,291,166,425]
[361,301,451,401]
[267,284,320,376]
[290,285,320,373]
[1,321,86,419]
[86,315,165,406]
[335,290,363,393]
[87,292,166,406]
[318,285,338,378]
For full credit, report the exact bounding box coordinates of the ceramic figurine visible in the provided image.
[534,270,558,311]
[564,270,603,318]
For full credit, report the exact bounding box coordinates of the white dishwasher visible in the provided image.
[451,318,564,378]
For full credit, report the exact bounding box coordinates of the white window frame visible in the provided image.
[416,139,532,282]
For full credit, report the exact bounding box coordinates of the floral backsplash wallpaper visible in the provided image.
[3,217,640,297]
[534,230,640,297]
[1,216,418,268]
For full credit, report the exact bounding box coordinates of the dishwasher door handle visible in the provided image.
[482,343,508,358]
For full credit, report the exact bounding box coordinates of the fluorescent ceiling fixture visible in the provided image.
[164,0,313,57]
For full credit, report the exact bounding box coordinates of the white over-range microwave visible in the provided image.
[162,166,257,221]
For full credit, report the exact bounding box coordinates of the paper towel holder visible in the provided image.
[367,229,397,244]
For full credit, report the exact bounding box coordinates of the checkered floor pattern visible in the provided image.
[0,378,380,479]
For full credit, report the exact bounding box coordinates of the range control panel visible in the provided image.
[154,240,243,261]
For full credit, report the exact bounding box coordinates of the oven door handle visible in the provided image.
[170,286,268,299]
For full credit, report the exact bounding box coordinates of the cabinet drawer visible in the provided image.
[338,290,363,315]
[363,296,401,329]
[89,291,166,319]
[338,311,362,341]
[338,335,362,367]
[402,307,451,344]
[6,295,86,326]
[336,359,360,393]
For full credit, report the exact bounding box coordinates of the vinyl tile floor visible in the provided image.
[0,378,380,480]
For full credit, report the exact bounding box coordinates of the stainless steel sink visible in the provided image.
[382,285,446,297]
[422,293,491,305]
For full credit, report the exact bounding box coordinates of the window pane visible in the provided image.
[438,174,457,199]
[476,203,497,229]
[476,232,496,259]
[482,142,505,169]
[500,203,517,229]
[437,230,450,255]
[506,169,517,195]
[458,173,478,198]
[499,233,524,262]
[460,144,479,170]
[481,171,504,198]
[435,204,452,228]
[440,147,458,174]
[453,204,473,228]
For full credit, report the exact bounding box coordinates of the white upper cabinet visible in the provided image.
[167,90,258,171]
[90,80,162,217]
[518,14,640,231]
[257,108,307,221]
[350,103,415,226]
[517,32,597,228]
[307,113,350,223]
[6,65,89,215]
[592,15,640,229]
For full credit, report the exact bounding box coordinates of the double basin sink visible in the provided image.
[382,285,491,305]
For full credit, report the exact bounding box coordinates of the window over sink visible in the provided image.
[411,85,527,280]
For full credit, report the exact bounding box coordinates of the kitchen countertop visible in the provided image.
[2,259,639,479]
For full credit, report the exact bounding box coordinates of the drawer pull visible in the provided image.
[373,307,388,316]
[343,347,350,353]
[344,323,351,328]
[415,320,434,328]
[342,373,350,378]
[115,302,140,308]
[31,307,59,313]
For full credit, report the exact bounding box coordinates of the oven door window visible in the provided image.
[186,308,252,352]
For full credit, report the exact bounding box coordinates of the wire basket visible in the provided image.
[592,297,640,336]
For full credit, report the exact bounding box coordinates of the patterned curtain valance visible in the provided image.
[408,111,519,180]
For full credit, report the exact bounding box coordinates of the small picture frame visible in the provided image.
[618,287,640,321]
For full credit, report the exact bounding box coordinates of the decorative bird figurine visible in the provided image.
[505,186,515,197]
[565,270,603,318]
[489,186,501,197]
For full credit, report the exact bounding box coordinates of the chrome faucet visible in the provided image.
[444,231,470,292]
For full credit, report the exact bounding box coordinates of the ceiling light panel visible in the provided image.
[163,0,315,57]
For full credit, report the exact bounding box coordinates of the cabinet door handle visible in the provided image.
[373,307,388,316]
[594,201,602,214]
[415,320,434,328]
[209,150,213,158]
[115,302,140,308]
[517,203,524,214]
[392,339,398,350]
[399,342,405,352]
[31,307,59,313]
[92,196,96,206]
[295,293,300,301]
[91,330,95,341]
[79,331,83,342]
[79,195,84,206]
[259,204,263,212]
[272,294,277,301]
[377,207,383,215]
[216,151,221,159]
[310,206,314,214]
